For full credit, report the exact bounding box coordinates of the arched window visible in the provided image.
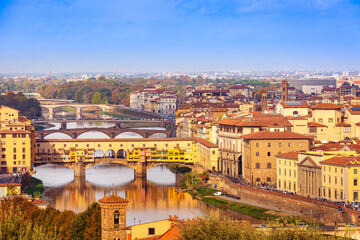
[293,111,298,115]
[267,163,271,169]
[114,210,120,228]
[256,178,260,182]
[267,177,271,182]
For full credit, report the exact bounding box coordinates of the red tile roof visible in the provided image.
[321,156,360,166]
[275,151,299,159]
[159,224,180,240]
[280,101,309,108]
[308,122,328,127]
[98,194,128,204]
[0,183,21,187]
[241,130,312,140]
[310,103,342,110]
[335,122,351,127]
[196,138,218,148]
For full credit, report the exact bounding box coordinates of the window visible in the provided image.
[355,169,358,174]
[335,177,337,184]
[354,192,359,201]
[268,143,271,147]
[341,177,343,186]
[309,127,317,133]
[328,118,333,123]
[328,189,331,198]
[256,143,259,147]
[256,163,260,169]
[267,152,271,156]
[329,176,331,184]
[289,169,291,177]
[335,168,337,173]
[354,179,358,186]
[114,211,120,228]
[288,143,291,147]
[256,152,259,156]
[267,163,271,168]
[344,127,351,133]
[324,175,325,183]
[256,178,260,182]
[278,180,281,188]
[22,148,25,153]
[266,177,271,182]
[279,168,281,175]
[294,170,296,178]
[341,169,343,174]
[319,118,323,122]
[13,155,16,160]
[148,228,155,235]
[279,159,281,165]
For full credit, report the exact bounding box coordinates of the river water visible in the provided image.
[33,164,261,226]
[35,119,261,225]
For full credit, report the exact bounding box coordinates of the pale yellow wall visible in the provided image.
[197,143,218,171]
[344,109,360,138]
[130,220,173,239]
[0,131,32,173]
[321,163,346,202]
[0,106,19,122]
[311,109,342,141]
[276,157,297,192]
[289,119,308,135]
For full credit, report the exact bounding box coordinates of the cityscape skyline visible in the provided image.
[1,0,360,73]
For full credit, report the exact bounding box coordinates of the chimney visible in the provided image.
[174,215,178,220]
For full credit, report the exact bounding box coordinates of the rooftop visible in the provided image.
[241,130,312,140]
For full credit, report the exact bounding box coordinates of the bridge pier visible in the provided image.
[48,107,55,120]
[134,162,147,178]
[76,108,82,119]
[73,162,86,177]
[60,122,67,130]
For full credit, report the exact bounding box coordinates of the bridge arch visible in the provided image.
[77,131,111,139]
[148,133,167,138]
[115,132,143,139]
[116,149,127,159]
[43,132,73,139]
[105,149,115,158]
[94,149,105,158]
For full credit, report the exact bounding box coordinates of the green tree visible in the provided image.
[92,92,102,104]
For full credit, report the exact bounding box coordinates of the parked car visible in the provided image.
[213,192,222,196]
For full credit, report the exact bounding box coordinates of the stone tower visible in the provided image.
[281,80,288,101]
[98,193,129,240]
[261,92,267,112]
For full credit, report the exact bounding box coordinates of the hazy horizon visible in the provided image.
[1,0,360,73]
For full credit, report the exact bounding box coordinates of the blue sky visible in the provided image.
[0,0,360,73]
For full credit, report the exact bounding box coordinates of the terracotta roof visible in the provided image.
[98,194,128,204]
[275,151,299,159]
[0,129,31,134]
[241,130,312,140]
[159,224,180,240]
[196,138,218,148]
[308,122,328,127]
[280,101,309,108]
[335,122,351,127]
[310,103,342,110]
[0,183,21,187]
[286,116,307,120]
[211,108,228,112]
[347,108,360,115]
[321,156,360,166]
[215,119,241,125]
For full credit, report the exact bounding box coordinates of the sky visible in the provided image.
[0,0,360,73]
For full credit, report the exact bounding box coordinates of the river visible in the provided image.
[33,164,262,226]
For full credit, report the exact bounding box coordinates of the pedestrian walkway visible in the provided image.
[219,195,296,215]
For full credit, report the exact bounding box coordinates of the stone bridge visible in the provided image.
[40,103,109,120]
[35,128,171,139]
[34,158,192,178]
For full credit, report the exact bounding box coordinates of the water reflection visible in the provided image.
[33,164,262,225]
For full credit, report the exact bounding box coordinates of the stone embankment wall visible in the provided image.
[209,175,359,224]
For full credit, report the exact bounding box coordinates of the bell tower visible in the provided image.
[261,92,268,112]
[281,80,288,101]
[99,193,129,240]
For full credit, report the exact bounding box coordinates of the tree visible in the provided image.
[92,92,102,104]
